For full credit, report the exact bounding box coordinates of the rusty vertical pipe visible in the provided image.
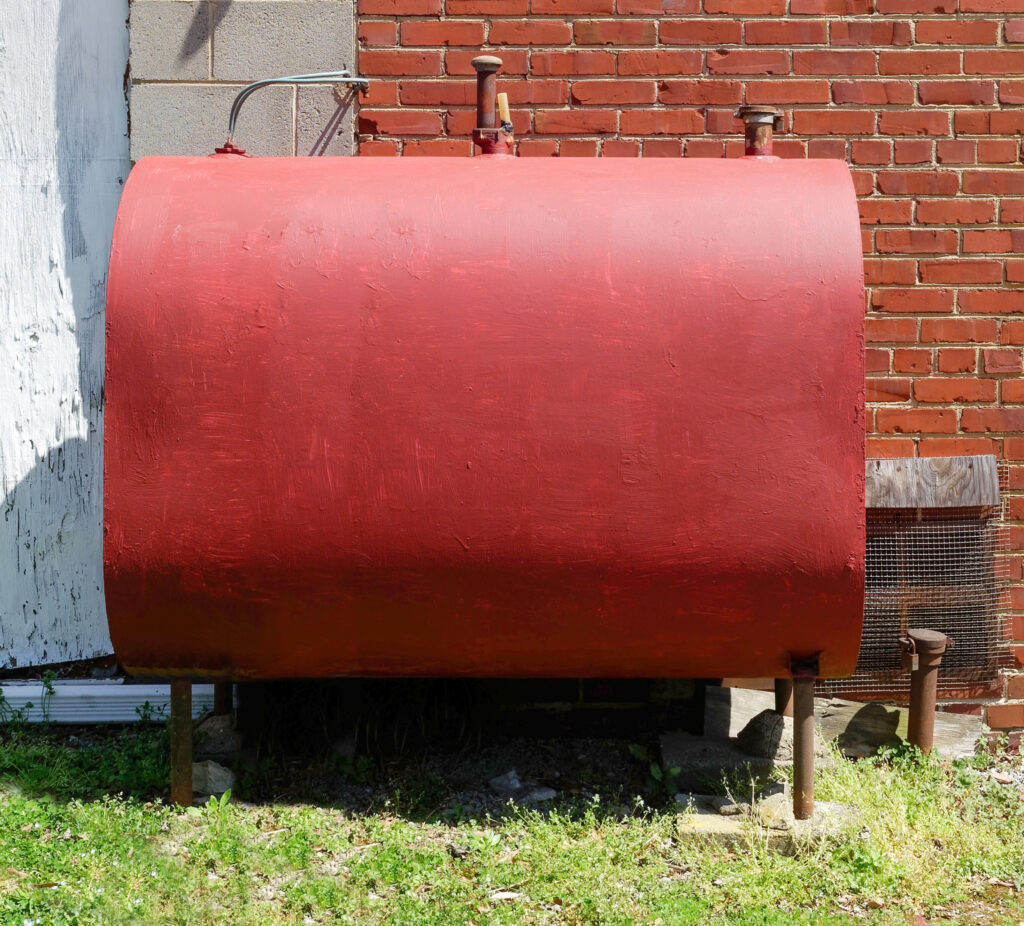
[473,55,501,131]
[906,629,949,754]
[774,678,794,718]
[213,681,232,716]
[791,671,816,821]
[735,105,782,158]
[169,679,193,806]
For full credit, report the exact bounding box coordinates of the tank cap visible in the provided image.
[471,55,503,73]
[906,628,950,656]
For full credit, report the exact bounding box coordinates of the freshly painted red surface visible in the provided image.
[104,155,865,680]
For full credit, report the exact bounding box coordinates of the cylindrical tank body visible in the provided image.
[105,155,865,680]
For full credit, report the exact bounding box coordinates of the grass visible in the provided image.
[0,719,1023,925]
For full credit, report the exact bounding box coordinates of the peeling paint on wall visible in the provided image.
[0,2,128,667]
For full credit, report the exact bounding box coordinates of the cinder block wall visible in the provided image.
[129,0,358,159]
[353,0,1024,732]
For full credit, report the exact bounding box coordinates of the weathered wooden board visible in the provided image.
[865,455,1000,509]
[706,685,984,760]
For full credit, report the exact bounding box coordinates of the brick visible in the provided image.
[791,0,872,10]
[661,20,742,44]
[1009,676,1024,699]
[866,437,916,457]
[964,171,1024,195]
[876,230,957,255]
[963,291,1024,315]
[211,1,357,81]
[361,50,442,76]
[746,80,829,105]
[871,287,954,312]
[403,138,473,156]
[358,110,442,135]
[893,348,931,372]
[954,111,993,134]
[918,81,995,107]
[559,139,600,156]
[575,19,656,45]
[617,0,697,10]
[978,139,1019,163]
[877,171,959,195]
[936,140,977,164]
[833,80,914,105]
[516,138,558,157]
[852,140,891,165]
[809,139,848,160]
[773,140,808,158]
[401,21,485,46]
[130,1,209,80]
[921,260,1001,284]
[937,348,977,373]
[921,438,998,457]
[645,138,683,157]
[894,140,933,165]
[534,109,617,134]
[916,20,1000,44]
[619,50,702,76]
[359,0,440,11]
[447,49,528,75]
[867,378,911,402]
[1011,262,1024,283]
[746,20,828,44]
[964,229,1024,253]
[864,259,916,285]
[400,80,475,106]
[488,21,572,44]
[879,51,961,76]
[572,81,656,105]
[358,139,400,155]
[707,50,790,75]
[360,21,397,45]
[917,200,995,224]
[659,80,741,105]
[1006,381,1024,401]
[877,0,955,9]
[704,0,785,11]
[915,378,996,403]
[1003,320,1024,343]
[1010,19,1024,41]
[534,50,617,76]
[876,408,957,433]
[533,0,614,11]
[794,51,876,75]
[602,139,640,157]
[860,200,911,224]
[866,348,891,372]
[986,703,1024,730]
[446,0,525,10]
[920,318,998,342]
[501,80,570,104]
[867,317,918,343]
[362,80,400,106]
[793,110,874,135]
[705,109,743,134]
[129,83,293,160]
[620,109,703,135]
[966,51,1024,74]
[1004,200,1024,222]
[962,408,1024,430]
[831,21,911,46]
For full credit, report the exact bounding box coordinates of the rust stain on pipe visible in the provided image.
[736,105,783,158]
[906,629,949,755]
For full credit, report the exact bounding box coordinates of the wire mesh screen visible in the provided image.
[820,499,1013,699]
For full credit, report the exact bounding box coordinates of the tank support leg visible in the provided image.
[788,653,820,822]
[774,678,794,718]
[169,680,193,806]
[213,681,232,716]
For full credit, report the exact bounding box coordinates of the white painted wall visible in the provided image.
[0,2,128,667]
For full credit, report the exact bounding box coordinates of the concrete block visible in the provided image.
[130,1,210,81]
[130,83,294,160]
[212,1,357,81]
[296,85,357,156]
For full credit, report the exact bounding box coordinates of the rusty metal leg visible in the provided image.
[213,681,232,716]
[774,678,794,718]
[792,676,815,821]
[169,680,193,806]
[906,629,949,755]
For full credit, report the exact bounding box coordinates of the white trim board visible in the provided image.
[0,681,221,723]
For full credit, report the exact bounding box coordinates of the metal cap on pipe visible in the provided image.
[906,628,949,657]
[735,105,783,158]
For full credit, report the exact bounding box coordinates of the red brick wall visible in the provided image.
[354,0,1024,731]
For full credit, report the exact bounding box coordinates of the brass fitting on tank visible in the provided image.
[735,105,783,158]
[472,55,513,156]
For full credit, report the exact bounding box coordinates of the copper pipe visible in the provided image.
[774,678,794,718]
[906,629,949,754]
[170,680,193,806]
[792,677,815,820]
[735,105,782,158]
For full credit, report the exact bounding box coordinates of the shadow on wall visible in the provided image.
[179,2,230,65]
[0,0,127,668]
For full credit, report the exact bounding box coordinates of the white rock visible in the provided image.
[192,760,235,796]
[489,770,521,794]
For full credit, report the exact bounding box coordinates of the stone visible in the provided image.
[736,709,788,759]
[130,2,210,81]
[524,787,557,803]
[489,770,521,794]
[194,714,241,764]
[192,760,235,796]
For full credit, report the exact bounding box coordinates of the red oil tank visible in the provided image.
[104,153,865,681]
